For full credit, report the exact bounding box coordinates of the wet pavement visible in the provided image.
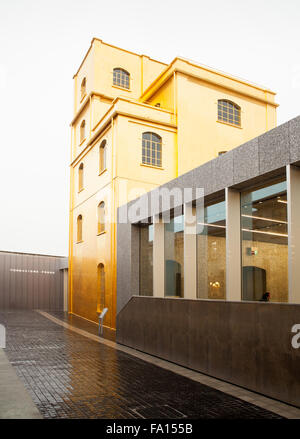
[0,310,282,419]
[48,310,116,341]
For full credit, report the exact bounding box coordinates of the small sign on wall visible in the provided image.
[246,247,258,256]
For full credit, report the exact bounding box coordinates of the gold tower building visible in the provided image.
[69,38,278,329]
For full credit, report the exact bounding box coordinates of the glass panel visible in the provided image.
[143,132,151,140]
[241,180,288,302]
[218,100,240,126]
[164,213,184,297]
[139,224,153,296]
[197,198,226,299]
[103,147,106,169]
[142,133,162,167]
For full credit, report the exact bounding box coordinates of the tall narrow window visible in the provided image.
[218,100,241,127]
[164,212,184,297]
[241,179,288,302]
[113,68,130,89]
[77,215,83,242]
[142,132,162,167]
[99,140,107,173]
[80,120,86,143]
[78,163,84,191]
[97,263,105,312]
[80,77,86,100]
[197,196,226,299]
[139,224,154,296]
[97,202,106,234]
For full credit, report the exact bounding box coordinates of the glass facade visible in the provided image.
[197,198,226,299]
[137,177,291,302]
[241,180,288,302]
[164,214,184,297]
[139,224,153,296]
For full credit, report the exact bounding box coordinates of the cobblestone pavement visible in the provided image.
[0,311,282,419]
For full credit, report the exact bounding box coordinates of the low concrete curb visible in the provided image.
[0,349,41,419]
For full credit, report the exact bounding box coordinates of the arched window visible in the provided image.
[78,163,84,191]
[80,120,86,143]
[77,215,83,242]
[99,140,107,173]
[142,132,162,167]
[218,100,241,127]
[113,68,130,89]
[80,77,86,100]
[97,202,105,234]
[97,263,105,312]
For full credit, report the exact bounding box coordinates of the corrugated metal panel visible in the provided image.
[0,251,67,310]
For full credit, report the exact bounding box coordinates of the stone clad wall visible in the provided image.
[117,296,300,408]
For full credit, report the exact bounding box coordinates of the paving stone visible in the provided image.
[0,310,283,419]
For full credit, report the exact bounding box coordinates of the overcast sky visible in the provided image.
[0,0,299,256]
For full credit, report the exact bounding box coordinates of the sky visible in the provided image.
[0,0,299,256]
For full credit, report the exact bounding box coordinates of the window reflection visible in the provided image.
[139,224,153,296]
[165,214,184,297]
[241,180,288,302]
[197,198,226,299]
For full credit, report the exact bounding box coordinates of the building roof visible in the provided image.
[73,38,168,78]
[0,250,67,258]
[140,57,278,107]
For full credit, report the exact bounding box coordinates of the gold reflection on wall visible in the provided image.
[243,239,288,302]
[241,180,288,302]
[97,263,105,312]
[165,216,184,297]
[69,39,278,328]
[197,235,226,299]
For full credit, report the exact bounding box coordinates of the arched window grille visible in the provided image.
[78,163,84,191]
[80,119,86,142]
[218,100,241,127]
[77,215,83,242]
[97,201,106,234]
[99,140,107,173]
[113,68,130,89]
[80,77,86,100]
[142,132,162,167]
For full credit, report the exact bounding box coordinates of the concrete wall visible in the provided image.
[117,296,300,408]
[0,251,67,310]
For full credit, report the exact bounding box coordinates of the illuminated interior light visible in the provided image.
[197,222,226,229]
[210,281,220,288]
[277,199,288,204]
[242,214,287,224]
[242,228,288,237]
